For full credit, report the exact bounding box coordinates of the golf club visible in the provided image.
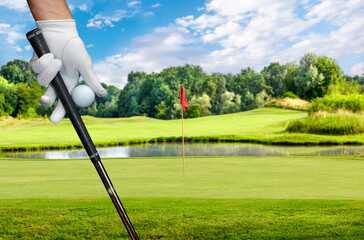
[26,28,139,240]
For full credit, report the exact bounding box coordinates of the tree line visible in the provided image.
[1,53,363,119]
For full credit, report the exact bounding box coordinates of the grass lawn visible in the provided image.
[0,156,363,239]
[1,107,364,151]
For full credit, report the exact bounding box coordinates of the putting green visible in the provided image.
[1,156,363,199]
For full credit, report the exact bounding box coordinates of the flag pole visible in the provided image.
[182,107,185,176]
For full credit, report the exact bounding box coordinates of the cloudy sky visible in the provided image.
[0,0,363,88]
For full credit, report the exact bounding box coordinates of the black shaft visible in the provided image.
[26,28,139,240]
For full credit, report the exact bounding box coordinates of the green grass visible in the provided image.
[0,156,363,239]
[1,107,364,152]
[1,198,363,239]
[1,156,364,199]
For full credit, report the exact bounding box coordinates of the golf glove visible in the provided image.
[29,19,107,124]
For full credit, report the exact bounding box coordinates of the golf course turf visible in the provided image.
[1,107,363,239]
[0,156,363,239]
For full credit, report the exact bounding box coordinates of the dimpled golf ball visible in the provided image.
[71,85,95,108]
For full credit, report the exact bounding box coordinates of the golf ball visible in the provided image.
[71,85,95,108]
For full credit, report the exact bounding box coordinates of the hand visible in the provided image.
[29,19,107,123]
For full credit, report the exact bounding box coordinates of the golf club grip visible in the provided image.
[26,28,97,159]
[26,28,139,240]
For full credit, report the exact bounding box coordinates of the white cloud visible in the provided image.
[87,10,130,28]
[78,4,88,11]
[86,44,94,48]
[0,23,25,52]
[128,1,141,7]
[151,3,161,8]
[0,0,27,12]
[351,62,364,76]
[0,23,11,33]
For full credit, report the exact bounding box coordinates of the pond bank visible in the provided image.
[1,134,363,153]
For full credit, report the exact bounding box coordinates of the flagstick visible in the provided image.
[182,108,185,176]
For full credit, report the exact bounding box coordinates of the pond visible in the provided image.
[2,143,363,159]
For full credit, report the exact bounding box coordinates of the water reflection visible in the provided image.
[2,143,363,159]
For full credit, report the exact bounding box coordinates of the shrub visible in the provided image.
[310,94,364,114]
[266,97,310,111]
[282,92,299,99]
[286,113,364,135]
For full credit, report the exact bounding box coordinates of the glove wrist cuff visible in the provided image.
[36,19,77,32]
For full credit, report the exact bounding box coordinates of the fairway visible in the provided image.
[1,107,363,152]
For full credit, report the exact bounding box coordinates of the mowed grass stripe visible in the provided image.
[1,156,363,199]
[0,198,363,239]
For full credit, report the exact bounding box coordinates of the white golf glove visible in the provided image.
[29,19,107,124]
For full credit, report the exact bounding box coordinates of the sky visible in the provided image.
[0,0,363,88]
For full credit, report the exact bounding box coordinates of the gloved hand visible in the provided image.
[29,19,107,124]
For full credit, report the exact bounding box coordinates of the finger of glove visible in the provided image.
[65,38,107,97]
[50,100,66,124]
[29,53,54,74]
[37,59,62,86]
[39,86,57,108]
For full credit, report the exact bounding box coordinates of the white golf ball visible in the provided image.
[71,85,95,108]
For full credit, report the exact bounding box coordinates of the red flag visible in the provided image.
[180,86,188,111]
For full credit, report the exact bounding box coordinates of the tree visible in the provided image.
[293,53,345,99]
[0,76,17,116]
[155,101,168,119]
[283,63,297,94]
[14,82,43,118]
[0,59,36,84]
[219,91,240,114]
[186,104,200,118]
[240,91,256,111]
[231,67,269,98]
[316,55,344,94]
[197,94,212,117]
[294,64,324,100]
[255,90,271,108]
[261,62,286,97]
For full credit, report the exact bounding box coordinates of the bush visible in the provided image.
[266,97,310,111]
[286,113,364,135]
[282,92,299,99]
[310,94,364,114]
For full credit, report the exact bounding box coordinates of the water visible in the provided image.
[2,143,363,159]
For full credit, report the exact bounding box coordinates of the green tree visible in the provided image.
[219,91,240,114]
[316,55,344,94]
[283,63,297,94]
[255,90,271,108]
[240,91,256,111]
[186,104,200,118]
[293,54,324,100]
[261,62,286,97]
[14,82,43,118]
[0,76,17,116]
[197,94,212,117]
[155,101,168,119]
[0,59,36,84]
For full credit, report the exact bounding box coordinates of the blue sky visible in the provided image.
[0,0,363,88]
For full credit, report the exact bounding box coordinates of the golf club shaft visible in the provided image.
[26,28,139,240]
